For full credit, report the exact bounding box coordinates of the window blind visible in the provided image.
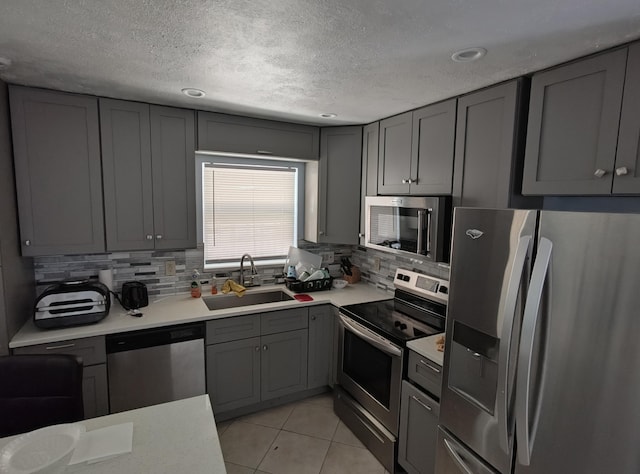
[203,163,297,264]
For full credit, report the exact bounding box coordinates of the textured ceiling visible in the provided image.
[0,0,639,125]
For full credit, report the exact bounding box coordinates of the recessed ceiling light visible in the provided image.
[0,57,12,70]
[181,88,206,98]
[320,113,337,118]
[451,47,487,63]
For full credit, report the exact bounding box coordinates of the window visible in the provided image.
[196,155,304,268]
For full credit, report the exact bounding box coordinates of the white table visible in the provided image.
[0,395,226,474]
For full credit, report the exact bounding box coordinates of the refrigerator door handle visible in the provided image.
[443,438,474,474]
[516,237,553,466]
[496,235,532,453]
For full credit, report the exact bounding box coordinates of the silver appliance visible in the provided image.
[106,323,205,413]
[336,268,448,472]
[365,196,451,262]
[438,208,640,474]
[34,280,110,329]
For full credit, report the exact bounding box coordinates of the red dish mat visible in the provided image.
[294,294,314,302]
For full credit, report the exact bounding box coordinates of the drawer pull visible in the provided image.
[419,359,441,373]
[45,343,76,350]
[411,395,432,411]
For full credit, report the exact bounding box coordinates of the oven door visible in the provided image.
[337,312,404,435]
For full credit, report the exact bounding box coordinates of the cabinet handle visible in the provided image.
[311,316,317,321]
[419,359,441,373]
[255,346,260,352]
[45,343,75,350]
[146,235,153,240]
[24,240,31,246]
[411,395,432,411]
[319,231,325,235]
[616,167,629,176]
[358,233,365,238]
[594,169,607,178]
[156,234,163,240]
[263,345,268,351]
[256,150,273,155]
[402,178,411,184]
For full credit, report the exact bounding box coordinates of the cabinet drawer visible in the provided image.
[261,308,308,335]
[13,336,106,366]
[206,314,261,344]
[407,350,442,399]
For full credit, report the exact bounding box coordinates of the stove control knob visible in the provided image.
[394,321,401,327]
[400,323,408,330]
[397,273,405,281]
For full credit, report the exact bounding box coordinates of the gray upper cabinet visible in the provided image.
[197,112,319,160]
[101,99,196,251]
[378,112,413,194]
[452,79,536,208]
[410,99,456,195]
[149,105,196,249]
[522,48,627,195]
[378,102,456,196]
[614,42,640,194]
[305,126,362,245]
[360,122,379,245]
[9,86,104,256]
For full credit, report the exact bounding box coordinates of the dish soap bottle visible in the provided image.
[190,269,202,298]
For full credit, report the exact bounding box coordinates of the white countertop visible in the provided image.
[11,283,391,348]
[0,395,224,474]
[406,333,445,366]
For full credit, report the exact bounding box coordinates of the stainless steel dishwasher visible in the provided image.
[106,323,205,413]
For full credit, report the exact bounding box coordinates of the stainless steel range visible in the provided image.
[335,268,448,473]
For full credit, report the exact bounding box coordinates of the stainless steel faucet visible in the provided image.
[240,254,261,287]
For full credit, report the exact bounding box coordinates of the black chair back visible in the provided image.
[0,354,84,437]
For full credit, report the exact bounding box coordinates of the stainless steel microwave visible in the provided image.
[365,196,451,262]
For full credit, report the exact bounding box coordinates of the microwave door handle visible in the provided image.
[339,314,402,357]
[496,235,532,453]
[417,209,428,255]
[516,237,553,467]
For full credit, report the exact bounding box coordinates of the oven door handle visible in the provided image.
[339,314,402,357]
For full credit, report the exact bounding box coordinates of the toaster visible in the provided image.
[34,280,111,329]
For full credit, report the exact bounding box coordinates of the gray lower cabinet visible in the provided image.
[452,79,537,209]
[205,308,309,413]
[398,380,440,474]
[360,122,379,246]
[306,126,362,245]
[9,86,104,256]
[12,336,109,418]
[522,48,628,195]
[100,99,196,251]
[614,42,640,194]
[261,329,308,401]
[307,305,334,389]
[206,336,261,412]
[197,111,319,160]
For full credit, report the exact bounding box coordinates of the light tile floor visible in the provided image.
[217,392,390,474]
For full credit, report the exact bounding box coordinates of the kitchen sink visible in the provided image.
[202,289,294,310]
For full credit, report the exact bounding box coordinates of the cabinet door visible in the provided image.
[410,99,456,195]
[82,364,109,418]
[316,126,362,244]
[614,42,640,194]
[261,329,308,401]
[100,99,154,251]
[453,80,525,208]
[522,48,627,195]
[9,86,104,255]
[378,112,412,194]
[307,305,334,389]
[399,381,440,474]
[150,106,196,249]
[360,122,379,245]
[206,337,261,412]
[197,112,320,160]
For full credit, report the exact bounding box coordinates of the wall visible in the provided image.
[33,242,355,298]
[0,79,35,355]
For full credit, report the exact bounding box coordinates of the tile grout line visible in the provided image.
[252,401,298,473]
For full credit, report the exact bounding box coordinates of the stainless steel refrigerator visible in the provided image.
[437,208,640,474]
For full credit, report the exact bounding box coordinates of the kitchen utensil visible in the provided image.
[332,279,348,289]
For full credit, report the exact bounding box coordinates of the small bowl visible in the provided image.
[332,279,348,290]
